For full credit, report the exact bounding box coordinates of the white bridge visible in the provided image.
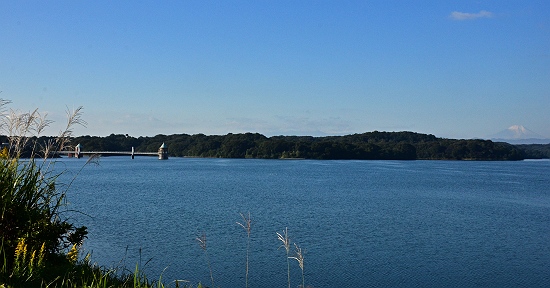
[58,143,168,160]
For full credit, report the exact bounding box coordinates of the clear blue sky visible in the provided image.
[1,1,549,138]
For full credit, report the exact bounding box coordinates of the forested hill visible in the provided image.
[60,131,527,160]
[516,144,550,159]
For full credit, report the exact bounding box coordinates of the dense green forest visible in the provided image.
[516,143,550,159]
[4,131,550,160]
[3,131,534,160]
[3,131,546,160]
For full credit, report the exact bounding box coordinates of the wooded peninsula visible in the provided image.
[7,131,547,160]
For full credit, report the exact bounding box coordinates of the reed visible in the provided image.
[0,99,89,287]
[276,227,291,288]
[289,243,305,288]
[236,212,251,288]
[195,233,214,288]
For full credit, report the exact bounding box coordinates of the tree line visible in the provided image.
[29,131,534,160]
[3,131,545,160]
[516,143,550,159]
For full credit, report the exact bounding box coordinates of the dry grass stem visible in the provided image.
[237,212,252,288]
[56,106,86,152]
[277,227,292,288]
[195,233,207,251]
[195,233,214,288]
[290,243,305,288]
[236,212,252,236]
[290,243,304,270]
[276,227,291,254]
[0,100,86,159]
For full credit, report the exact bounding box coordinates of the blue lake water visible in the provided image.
[56,157,550,287]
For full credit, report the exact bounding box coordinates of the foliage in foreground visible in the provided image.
[0,99,92,286]
[0,99,308,287]
[0,100,174,288]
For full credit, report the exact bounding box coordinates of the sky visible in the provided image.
[1,1,549,139]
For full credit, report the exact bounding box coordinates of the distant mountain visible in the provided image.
[491,125,550,144]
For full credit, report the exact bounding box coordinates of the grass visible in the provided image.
[0,99,309,287]
[277,227,292,288]
[195,233,214,288]
[0,99,173,288]
[236,212,252,288]
[289,243,306,288]
[2,216,309,288]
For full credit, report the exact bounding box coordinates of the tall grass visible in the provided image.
[195,233,214,288]
[289,243,305,288]
[0,99,162,288]
[0,99,89,282]
[276,227,291,288]
[278,228,307,288]
[236,212,251,288]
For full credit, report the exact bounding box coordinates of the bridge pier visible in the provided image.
[158,143,168,160]
[75,143,82,158]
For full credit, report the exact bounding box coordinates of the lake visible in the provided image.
[56,157,550,287]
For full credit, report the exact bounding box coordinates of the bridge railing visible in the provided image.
[57,144,168,160]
